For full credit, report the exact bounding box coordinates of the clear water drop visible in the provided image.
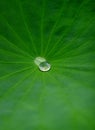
[39,61,51,72]
[34,57,51,72]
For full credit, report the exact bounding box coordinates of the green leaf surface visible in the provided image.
[0,0,95,130]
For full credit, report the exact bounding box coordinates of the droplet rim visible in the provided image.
[39,61,51,72]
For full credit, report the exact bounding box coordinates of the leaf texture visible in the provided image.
[0,0,95,130]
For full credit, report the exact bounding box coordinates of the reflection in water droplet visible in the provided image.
[34,57,51,72]
[39,61,51,72]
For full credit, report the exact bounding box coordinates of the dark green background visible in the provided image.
[0,0,95,130]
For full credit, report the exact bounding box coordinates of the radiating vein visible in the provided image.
[17,0,38,55]
[37,72,46,129]
[40,0,45,55]
[0,16,31,55]
[51,51,95,63]
[0,35,33,58]
[52,41,94,59]
[0,61,33,64]
[7,70,38,123]
[0,48,33,60]
[46,0,91,57]
[44,4,64,56]
[0,68,36,101]
[0,66,33,80]
[46,72,93,124]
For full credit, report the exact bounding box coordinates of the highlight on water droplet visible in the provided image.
[34,57,51,72]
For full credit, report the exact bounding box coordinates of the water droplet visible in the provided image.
[34,57,51,72]
[39,61,51,72]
